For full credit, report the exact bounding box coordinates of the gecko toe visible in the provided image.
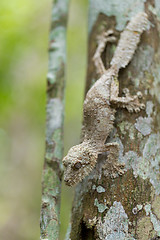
[128,107,134,112]
[104,29,114,36]
[137,91,143,99]
[122,88,130,97]
[140,103,145,109]
[135,107,141,113]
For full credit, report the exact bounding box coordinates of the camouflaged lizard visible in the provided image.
[63,12,148,186]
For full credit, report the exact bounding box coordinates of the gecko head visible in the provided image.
[63,143,98,186]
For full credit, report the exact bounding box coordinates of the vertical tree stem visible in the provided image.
[67,0,160,239]
[40,0,69,239]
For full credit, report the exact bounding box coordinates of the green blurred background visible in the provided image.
[0,0,87,239]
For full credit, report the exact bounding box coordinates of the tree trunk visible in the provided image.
[40,0,69,239]
[67,1,160,239]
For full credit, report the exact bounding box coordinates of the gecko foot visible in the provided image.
[101,142,126,178]
[103,161,126,178]
[96,29,116,43]
[110,162,126,178]
[126,99,145,113]
[121,88,145,113]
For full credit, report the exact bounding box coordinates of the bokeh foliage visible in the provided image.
[0,0,87,239]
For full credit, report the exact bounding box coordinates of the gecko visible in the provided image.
[63,12,148,186]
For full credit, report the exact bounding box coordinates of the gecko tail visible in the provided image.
[110,12,148,70]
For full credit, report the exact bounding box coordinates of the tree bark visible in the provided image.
[67,1,160,239]
[40,0,69,239]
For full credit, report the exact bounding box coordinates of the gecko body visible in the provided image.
[63,12,148,186]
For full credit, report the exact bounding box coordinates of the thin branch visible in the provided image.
[40,0,69,239]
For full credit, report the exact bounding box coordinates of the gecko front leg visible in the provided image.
[110,76,145,112]
[98,143,125,178]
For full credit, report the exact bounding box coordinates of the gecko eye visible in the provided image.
[72,162,82,170]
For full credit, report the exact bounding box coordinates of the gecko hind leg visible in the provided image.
[98,142,125,178]
[93,29,116,76]
[110,77,145,113]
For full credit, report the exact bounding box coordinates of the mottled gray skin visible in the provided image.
[83,70,116,144]
[63,12,148,186]
[63,70,116,186]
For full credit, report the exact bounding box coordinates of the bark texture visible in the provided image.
[67,1,160,239]
[40,0,69,239]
